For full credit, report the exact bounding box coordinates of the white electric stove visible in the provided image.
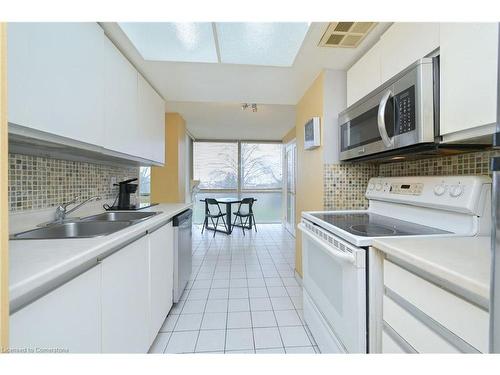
[298,176,491,354]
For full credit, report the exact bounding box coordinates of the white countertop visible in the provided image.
[9,203,192,311]
[372,236,491,303]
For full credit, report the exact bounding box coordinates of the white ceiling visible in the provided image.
[167,101,295,140]
[100,21,391,139]
[101,22,390,105]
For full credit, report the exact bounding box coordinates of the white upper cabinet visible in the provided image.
[347,43,381,106]
[8,23,105,146]
[439,23,499,137]
[347,23,439,107]
[346,22,498,142]
[138,74,166,164]
[103,37,140,156]
[8,23,166,165]
[379,23,440,83]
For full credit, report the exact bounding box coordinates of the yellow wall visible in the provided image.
[151,113,187,203]
[282,127,296,144]
[293,72,325,276]
[0,23,9,351]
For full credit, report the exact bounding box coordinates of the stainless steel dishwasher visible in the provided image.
[172,209,193,303]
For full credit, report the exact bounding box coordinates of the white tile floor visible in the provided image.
[149,224,320,354]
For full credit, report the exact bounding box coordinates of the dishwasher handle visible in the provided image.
[173,209,192,227]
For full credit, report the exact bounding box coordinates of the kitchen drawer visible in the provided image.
[383,259,488,352]
[382,324,411,353]
[383,295,460,353]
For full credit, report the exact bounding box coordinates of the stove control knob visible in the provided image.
[375,183,382,191]
[368,183,375,191]
[433,184,446,196]
[449,184,464,198]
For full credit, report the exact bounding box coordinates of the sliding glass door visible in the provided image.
[192,140,283,224]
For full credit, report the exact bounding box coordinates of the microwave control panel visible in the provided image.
[395,86,416,135]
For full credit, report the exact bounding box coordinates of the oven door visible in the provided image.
[299,221,367,353]
[339,87,396,161]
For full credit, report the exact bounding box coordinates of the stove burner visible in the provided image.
[349,224,397,236]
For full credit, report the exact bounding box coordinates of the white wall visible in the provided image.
[322,69,347,164]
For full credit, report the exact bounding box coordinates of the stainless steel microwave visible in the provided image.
[339,58,437,161]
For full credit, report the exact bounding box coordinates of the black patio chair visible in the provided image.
[201,198,229,237]
[232,197,257,236]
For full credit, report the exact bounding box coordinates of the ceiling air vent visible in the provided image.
[319,22,377,48]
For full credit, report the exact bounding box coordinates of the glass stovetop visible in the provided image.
[310,212,451,237]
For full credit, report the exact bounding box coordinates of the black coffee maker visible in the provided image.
[104,178,138,210]
[116,178,138,209]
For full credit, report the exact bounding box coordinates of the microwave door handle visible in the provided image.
[377,89,394,147]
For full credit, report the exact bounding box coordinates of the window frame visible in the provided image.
[239,141,283,192]
[193,140,283,224]
[193,139,283,196]
[193,140,239,191]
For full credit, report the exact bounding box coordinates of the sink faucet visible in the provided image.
[54,196,101,223]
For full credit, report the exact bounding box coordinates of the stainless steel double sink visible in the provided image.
[11,211,160,240]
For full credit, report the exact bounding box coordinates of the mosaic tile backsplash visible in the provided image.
[8,153,139,212]
[324,149,497,210]
[324,163,379,210]
[378,149,500,177]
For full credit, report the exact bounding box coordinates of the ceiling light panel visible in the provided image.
[216,22,310,67]
[119,22,218,63]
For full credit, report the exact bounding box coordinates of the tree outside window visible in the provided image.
[192,141,283,224]
[139,166,151,202]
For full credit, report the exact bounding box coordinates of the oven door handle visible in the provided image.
[377,89,394,148]
[298,223,356,265]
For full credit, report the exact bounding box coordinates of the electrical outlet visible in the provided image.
[110,177,117,189]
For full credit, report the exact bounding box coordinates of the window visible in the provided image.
[139,167,151,203]
[193,142,238,189]
[241,143,282,190]
[192,141,283,224]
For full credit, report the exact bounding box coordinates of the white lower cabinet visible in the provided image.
[10,221,176,353]
[101,236,151,353]
[381,327,407,354]
[149,223,174,341]
[380,258,489,353]
[10,265,102,353]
